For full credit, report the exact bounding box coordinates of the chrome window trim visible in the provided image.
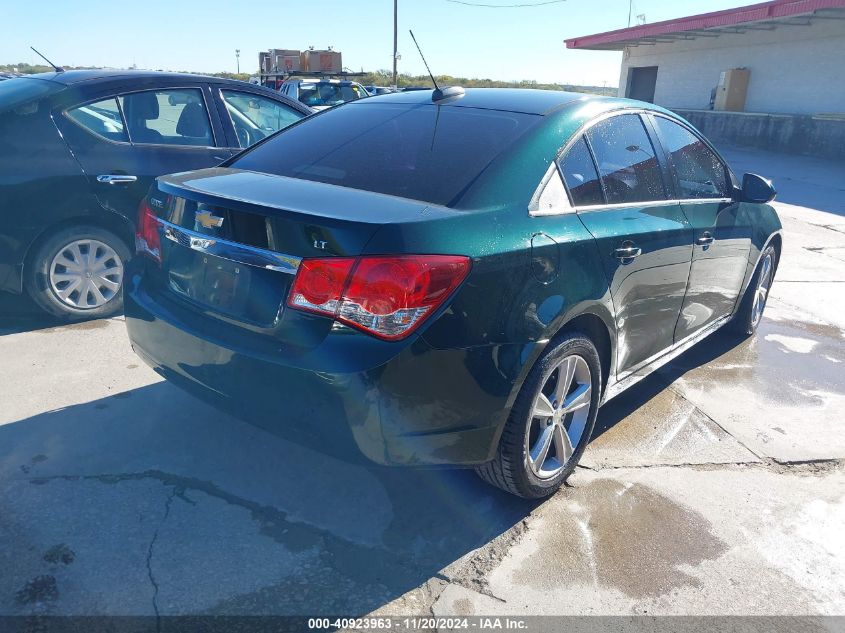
[573,196,735,213]
[574,199,680,212]
[676,197,734,204]
[157,218,301,275]
[528,163,575,217]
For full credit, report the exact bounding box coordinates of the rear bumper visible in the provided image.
[125,274,530,466]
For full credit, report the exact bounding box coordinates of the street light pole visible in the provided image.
[392,0,398,88]
[235,49,240,74]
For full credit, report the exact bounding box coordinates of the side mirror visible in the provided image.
[741,173,776,204]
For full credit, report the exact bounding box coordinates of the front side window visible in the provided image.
[652,116,728,199]
[586,114,666,205]
[559,136,604,206]
[221,90,304,148]
[119,88,213,146]
[229,102,539,206]
[66,97,128,142]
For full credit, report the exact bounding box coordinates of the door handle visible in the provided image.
[97,174,138,185]
[613,243,642,261]
[696,232,715,246]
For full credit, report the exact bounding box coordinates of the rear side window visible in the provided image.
[652,116,728,199]
[586,114,666,205]
[229,102,540,206]
[66,97,128,142]
[559,136,604,206]
[119,88,213,146]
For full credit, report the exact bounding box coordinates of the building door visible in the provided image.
[627,66,658,103]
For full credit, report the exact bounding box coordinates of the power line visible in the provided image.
[446,0,566,7]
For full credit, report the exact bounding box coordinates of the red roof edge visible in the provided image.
[565,0,845,49]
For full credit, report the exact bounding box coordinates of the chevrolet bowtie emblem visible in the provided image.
[195,210,224,229]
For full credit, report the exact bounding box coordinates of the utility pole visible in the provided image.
[235,49,240,74]
[627,0,632,27]
[392,0,398,88]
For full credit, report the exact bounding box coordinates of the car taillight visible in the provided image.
[288,255,471,340]
[136,199,161,262]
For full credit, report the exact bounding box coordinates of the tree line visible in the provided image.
[0,64,616,96]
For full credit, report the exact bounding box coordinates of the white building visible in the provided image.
[566,0,845,116]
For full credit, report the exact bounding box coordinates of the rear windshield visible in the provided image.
[229,102,540,206]
[0,77,62,114]
[298,82,368,107]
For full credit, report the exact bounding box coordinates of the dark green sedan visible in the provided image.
[125,88,781,498]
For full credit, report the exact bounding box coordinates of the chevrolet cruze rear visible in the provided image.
[125,89,781,498]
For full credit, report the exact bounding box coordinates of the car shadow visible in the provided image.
[0,292,116,335]
[0,379,537,616]
[0,320,749,616]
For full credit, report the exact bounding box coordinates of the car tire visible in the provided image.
[476,332,602,499]
[25,225,130,320]
[729,244,777,337]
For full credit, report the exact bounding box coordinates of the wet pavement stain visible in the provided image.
[514,479,726,598]
[15,575,58,604]
[43,544,75,566]
[662,317,845,408]
[19,455,49,475]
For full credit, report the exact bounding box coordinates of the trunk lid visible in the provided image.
[144,167,449,348]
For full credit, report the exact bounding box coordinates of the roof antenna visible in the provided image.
[30,46,64,72]
[408,30,464,103]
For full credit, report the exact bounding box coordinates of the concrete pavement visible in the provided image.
[0,146,843,623]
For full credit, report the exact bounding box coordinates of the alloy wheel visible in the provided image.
[524,354,593,480]
[751,253,773,327]
[48,239,124,309]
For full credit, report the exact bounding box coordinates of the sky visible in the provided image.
[3,0,749,87]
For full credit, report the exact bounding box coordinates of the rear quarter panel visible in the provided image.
[0,88,95,292]
[363,204,614,421]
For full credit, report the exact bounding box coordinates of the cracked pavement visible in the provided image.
[1,147,843,620]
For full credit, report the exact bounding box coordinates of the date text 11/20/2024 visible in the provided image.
[307,617,529,630]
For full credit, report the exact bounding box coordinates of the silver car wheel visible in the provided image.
[48,239,124,309]
[525,354,592,480]
[751,253,773,327]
